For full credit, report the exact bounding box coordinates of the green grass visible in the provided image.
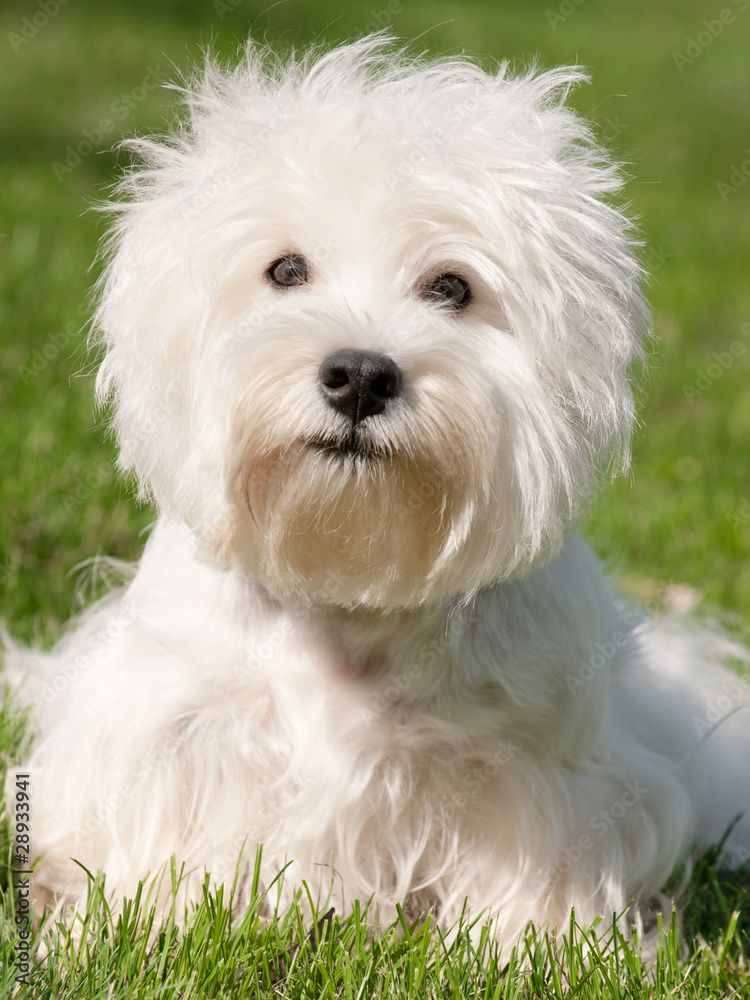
[2,0,750,995]
[2,855,749,999]
[1,820,748,999]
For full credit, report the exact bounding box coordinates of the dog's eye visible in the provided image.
[421,273,471,310]
[266,255,310,288]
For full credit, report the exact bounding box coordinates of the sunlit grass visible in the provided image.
[2,838,748,1000]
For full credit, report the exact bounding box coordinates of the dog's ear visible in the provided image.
[509,68,649,477]
[91,38,388,505]
[441,63,649,480]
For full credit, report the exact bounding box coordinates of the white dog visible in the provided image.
[8,35,750,952]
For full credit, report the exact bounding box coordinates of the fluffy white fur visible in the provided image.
[7,36,750,952]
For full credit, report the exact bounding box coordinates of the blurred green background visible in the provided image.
[1,0,749,644]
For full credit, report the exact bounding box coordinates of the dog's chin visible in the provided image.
[211,435,491,609]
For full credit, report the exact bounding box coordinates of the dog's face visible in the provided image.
[96,39,647,608]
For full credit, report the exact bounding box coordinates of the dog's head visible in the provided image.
[96,36,647,608]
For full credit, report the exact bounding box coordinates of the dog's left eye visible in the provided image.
[266,255,310,288]
[421,273,471,310]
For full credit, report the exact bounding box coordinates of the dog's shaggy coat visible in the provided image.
[7,36,750,951]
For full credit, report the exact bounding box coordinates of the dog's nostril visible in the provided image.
[322,367,350,391]
[319,349,401,425]
[370,372,399,400]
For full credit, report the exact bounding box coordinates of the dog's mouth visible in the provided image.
[305,431,390,463]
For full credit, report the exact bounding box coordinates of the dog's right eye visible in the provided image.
[266,255,310,288]
[420,273,471,310]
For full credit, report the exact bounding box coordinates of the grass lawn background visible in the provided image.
[1,0,749,996]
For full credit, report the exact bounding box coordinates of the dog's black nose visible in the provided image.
[319,349,401,424]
